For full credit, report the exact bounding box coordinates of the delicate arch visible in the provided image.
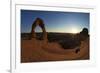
[30,18,47,41]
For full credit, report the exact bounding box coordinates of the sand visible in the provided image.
[21,38,89,63]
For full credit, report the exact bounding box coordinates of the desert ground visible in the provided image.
[21,33,89,63]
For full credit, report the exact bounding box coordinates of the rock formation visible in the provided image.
[30,18,47,41]
[79,28,89,41]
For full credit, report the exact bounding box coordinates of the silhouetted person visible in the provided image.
[75,48,80,54]
[30,18,47,41]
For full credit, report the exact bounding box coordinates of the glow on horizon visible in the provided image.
[69,29,79,34]
[32,24,82,34]
[69,27,81,34]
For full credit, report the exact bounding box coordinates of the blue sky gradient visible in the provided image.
[21,10,89,33]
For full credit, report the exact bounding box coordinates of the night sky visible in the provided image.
[21,10,89,33]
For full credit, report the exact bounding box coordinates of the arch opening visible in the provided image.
[30,18,47,41]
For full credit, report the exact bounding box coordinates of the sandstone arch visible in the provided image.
[31,18,47,41]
